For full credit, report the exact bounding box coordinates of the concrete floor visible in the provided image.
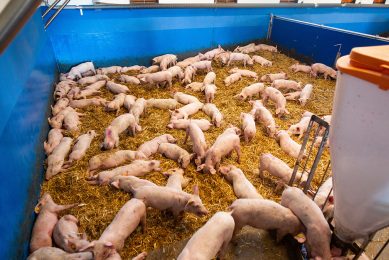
[146,227,301,260]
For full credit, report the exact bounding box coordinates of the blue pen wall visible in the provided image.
[0,10,58,259]
[43,7,389,72]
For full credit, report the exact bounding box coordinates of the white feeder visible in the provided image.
[330,45,389,242]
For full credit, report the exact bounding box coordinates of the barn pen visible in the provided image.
[0,1,389,259]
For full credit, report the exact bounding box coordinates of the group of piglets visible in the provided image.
[36,42,337,259]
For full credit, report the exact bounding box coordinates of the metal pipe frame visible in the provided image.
[44,0,72,29]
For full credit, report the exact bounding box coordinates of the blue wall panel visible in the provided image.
[0,10,57,259]
[270,17,389,67]
[43,7,389,72]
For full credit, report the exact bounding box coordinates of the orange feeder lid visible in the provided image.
[336,45,389,90]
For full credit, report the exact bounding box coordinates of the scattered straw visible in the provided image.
[41,49,335,258]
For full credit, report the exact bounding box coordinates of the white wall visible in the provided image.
[237,0,280,3]
[297,0,341,3]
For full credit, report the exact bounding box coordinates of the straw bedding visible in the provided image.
[41,48,335,258]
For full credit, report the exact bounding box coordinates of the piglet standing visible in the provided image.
[182,66,196,84]
[288,116,311,139]
[229,199,303,242]
[197,126,241,174]
[219,165,262,199]
[139,71,173,88]
[123,95,137,111]
[177,212,234,260]
[184,122,208,166]
[46,137,73,180]
[299,84,313,106]
[254,104,278,138]
[277,130,305,159]
[262,87,289,117]
[130,98,147,123]
[158,143,194,169]
[191,60,212,72]
[234,83,265,101]
[240,112,256,143]
[204,84,217,103]
[227,53,253,67]
[105,93,126,115]
[80,199,146,260]
[203,71,216,85]
[281,187,332,260]
[258,153,307,191]
[30,194,78,253]
[53,215,90,253]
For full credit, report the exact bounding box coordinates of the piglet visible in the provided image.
[252,55,272,66]
[140,65,160,74]
[44,129,63,155]
[137,134,177,158]
[46,137,73,180]
[260,72,287,82]
[204,84,217,103]
[123,95,137,111]
[224,73,241,87]
[271,79,302,92]
[163,168,190,191]
[170,102,203,120]
[254,104,278,138]
[119,74,140,85]
[229,199,303,242]
[314,177,334,220]
[76,80,106,99]
[88,150,145,175]
[227,53,253,67]
[146,98,179,110]
[27,247,92,260]
[106,81,129,94]
[70,98,107,109]
[198,45,224,60]
[285,91,302,101]
[173,92,200,105]
[277,130,305,159]
[139,71,173,88]
[311,63,337,80]
[80,199,146,259]
[240,112,256,142]
[184,122,208,165]
[203,71,216,85]
[178,212,234,260]
[197,126,241,174]
[262,87,289,117]
[53,215,89,253]
[255,44,277,52]
[132,185,208,217]
[185,82,204,92]
[176,55,201,69]
[103,113,141,150]
[202,103,223,127]
[289,63,311,74]
[130,98,147,123]
[51,98,69,116]
[158,143,194,169]
[299,84,313,106]
[215,51,230,65]
[159,55,177,70]
[191,60,212,72]
[229,68,258,80]
[97,66,122,75]
[88,160,161,185]
[111,176,157,192]
[78,74,109,85]
[167,118,212,131]
[167,65,184,80]
[63,107,83,132]
[281,187,332,260]
[234,43,255,53]
[64,130,97,167]
[249,99,264,115]
[30,194,78,253]
[182,66,196,84]
[105,93,126,115]
[235,83,265,101]
[258,153,307,191]
[120,65,146,73]
[219,165,262,199]
[67,62,95,80]
[288,116,311,139]
[153,54,176,64]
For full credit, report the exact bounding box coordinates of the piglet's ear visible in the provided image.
[104,242,114,249]
[193,185,199,196]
